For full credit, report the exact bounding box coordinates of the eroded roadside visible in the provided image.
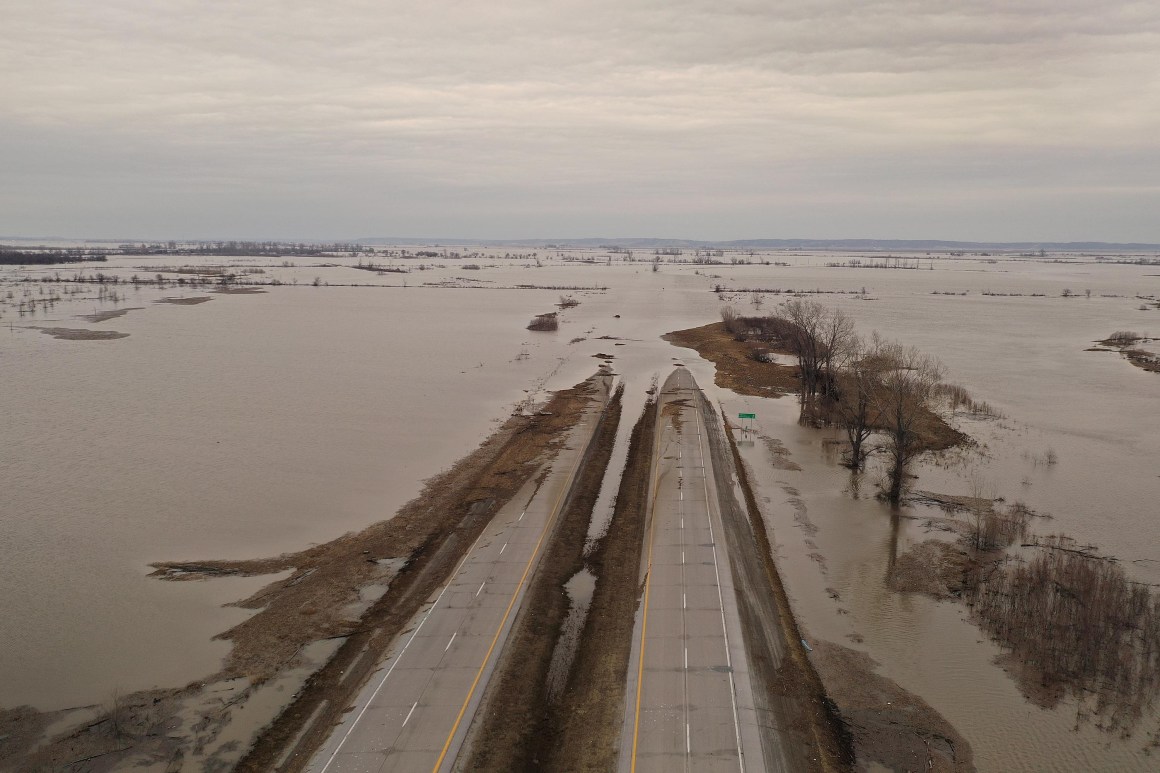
[703,392,854,772]
[459,382,625,771]
[0,374,605,773]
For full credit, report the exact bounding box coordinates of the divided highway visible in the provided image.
[305,367,802,772]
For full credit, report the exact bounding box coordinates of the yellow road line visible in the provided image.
[630,385,669,773]
[431,403,596,772]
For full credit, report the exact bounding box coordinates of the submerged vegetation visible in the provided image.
[527,312,559,331]
[1097,331,1160,374]
[969,536,1160,739]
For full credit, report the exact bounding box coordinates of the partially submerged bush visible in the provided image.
[527,312,559,332]
[1106,330,1141,346]
[979,501,1033,550]
[939,382,1002,417]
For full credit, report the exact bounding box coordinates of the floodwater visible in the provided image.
[2,248,1157,770]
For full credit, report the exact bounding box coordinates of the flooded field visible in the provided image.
[2,247,1158,770]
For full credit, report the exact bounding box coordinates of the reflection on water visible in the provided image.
[3,250,1159,770]
[970,536,1160,739]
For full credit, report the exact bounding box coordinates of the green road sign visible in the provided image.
[738,412,756,419]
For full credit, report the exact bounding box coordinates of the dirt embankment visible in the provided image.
[157,380,597,687]
[238,378,602,772]
[668,321,966,452]
[541,394,659,770]
[3,377,601,773]
[462,383,624,771]
[664,321,798,397]
[713,401,855,771]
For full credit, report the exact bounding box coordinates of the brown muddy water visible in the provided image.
[2,249,1158,770]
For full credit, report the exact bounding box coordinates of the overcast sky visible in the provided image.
[3,1,1159,241]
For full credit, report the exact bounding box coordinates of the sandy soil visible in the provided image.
[34,327,129,340]
[1,376,602,773]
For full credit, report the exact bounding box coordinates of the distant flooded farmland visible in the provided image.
[2,248,1157,770]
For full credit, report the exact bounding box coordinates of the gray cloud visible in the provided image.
[2,0,1159,240]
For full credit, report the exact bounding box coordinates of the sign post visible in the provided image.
[738,412,756,432]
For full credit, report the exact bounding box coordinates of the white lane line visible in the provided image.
[499,542,507,554]
[684,647,688,669]
[518,510,525,522]
[683,592,687,609]
[695,413,745,772]
[317,528,486,773]
[402,701,418,727]
[445,632,457,651]
[476,581,486,597]
[681,517,684,529]
[686,722,691,754]
[681,550,685,564]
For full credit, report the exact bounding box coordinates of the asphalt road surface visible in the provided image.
[618,367,772,773]
[306,377,610,773]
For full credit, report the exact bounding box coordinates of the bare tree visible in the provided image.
[818,306,856,399]
[774,299,856,412]
[872,342,943,503]
[780,299,827,402]
[833,334,885,469]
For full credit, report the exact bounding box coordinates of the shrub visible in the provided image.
[527,312,559,332]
